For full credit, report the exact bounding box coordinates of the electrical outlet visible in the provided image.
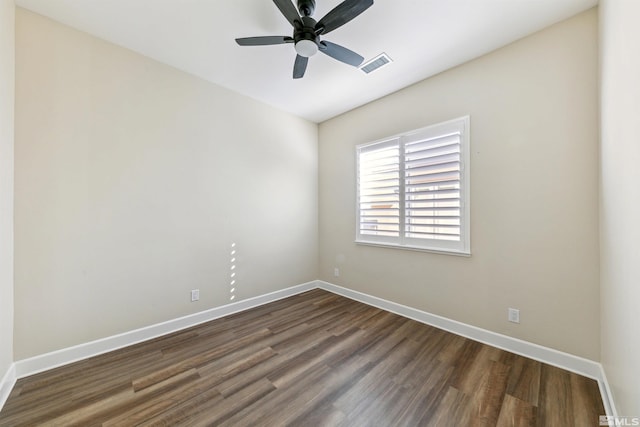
[334,267,340,277]
[508,308,520,323]
[191,289,200,302]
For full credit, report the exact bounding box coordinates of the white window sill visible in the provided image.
[355,240,471,257]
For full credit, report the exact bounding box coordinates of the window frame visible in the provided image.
[355,116,471,256]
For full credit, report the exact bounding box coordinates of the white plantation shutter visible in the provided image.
[356,117,470,254]
[357,139,400,241]
[404,131,462,242]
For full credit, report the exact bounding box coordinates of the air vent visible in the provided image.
[360,53,392,74]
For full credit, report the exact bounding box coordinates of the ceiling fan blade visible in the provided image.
[273,0,301,27]
[236,36,294,46]
[293,55,308,79]
[319,41,364,67]
[316,0,373,35]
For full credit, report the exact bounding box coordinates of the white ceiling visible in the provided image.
[15,0,597,123]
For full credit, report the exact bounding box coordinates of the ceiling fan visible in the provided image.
[235,0,374,79]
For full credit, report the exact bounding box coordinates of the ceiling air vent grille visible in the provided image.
[360,53,392,74]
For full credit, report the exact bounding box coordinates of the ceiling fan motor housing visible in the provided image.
[297,0,316,17]
[294,16,320,57]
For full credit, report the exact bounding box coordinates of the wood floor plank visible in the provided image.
[277,354,374,426]
[217,364,334,426]
[570,371,606,427]
[334,337,422,421]
[501,352,542,406]
[394,362,456,426]
[427,386,473,427]
[102,370,209,426]
[214,353,290,398]
[468,360,511,426]
[0,289,606,426]
[393,328,449,389]
[138,378,274,427]
[267,328,368,389]
[496,394,537,427]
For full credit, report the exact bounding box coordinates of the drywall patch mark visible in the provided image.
[230,243,237,302]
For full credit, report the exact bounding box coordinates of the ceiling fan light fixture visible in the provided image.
[295,39,319,57]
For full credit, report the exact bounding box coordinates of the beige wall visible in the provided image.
[319,10,600,360]
[600,0,640,415]
[14,9,318,359]
[0,0,15,377]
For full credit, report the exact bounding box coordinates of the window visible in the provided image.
[356,116,470,255]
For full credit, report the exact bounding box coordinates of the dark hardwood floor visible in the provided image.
[0,289,605,426]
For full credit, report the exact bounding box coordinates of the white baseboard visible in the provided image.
[14,281,317,379]
[0,363,16,413]
[5,279,616,417]
[316,280,617,416]
[598,365,618,418]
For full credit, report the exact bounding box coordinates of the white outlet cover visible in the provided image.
[508,308,520,323]
[191,289,200,302]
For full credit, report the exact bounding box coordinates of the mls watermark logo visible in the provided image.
[600,415,640,426]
